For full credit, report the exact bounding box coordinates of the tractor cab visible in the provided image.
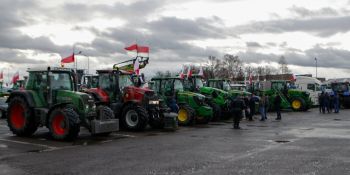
[80,74,99,90]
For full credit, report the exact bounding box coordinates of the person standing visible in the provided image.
[259,94,266,121]
[319,92,325,114]
[264,95,269,120]
[324,92,330,113]
[274,94,282,120]
[231,96,245,129]
[329,92,334,113]
[249,94,256,121]
[334,92,340,113]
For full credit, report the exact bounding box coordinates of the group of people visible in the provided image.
[230,93,282,129]
[319,91,340,114]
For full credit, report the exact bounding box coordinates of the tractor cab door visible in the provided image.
[98,73,116,101]
[49,72,74,104]
[26,72,48,107]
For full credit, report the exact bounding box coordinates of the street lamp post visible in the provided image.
[315,57,318,79]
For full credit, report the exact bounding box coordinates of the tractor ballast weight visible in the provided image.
[150,77,213,126]
[6,67,119,141]
[84,69,177,131]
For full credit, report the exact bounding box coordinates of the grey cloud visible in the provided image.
[289,6,339,18]
[0,49,45,64]
[246,42,262,48]
[232,16,350,37]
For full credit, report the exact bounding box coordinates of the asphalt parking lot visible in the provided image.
[1,108,350,175]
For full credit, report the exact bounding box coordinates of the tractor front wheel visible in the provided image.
[48,107,80,141]
[177,104,194,126]
[121,104,148,131]
[291,97,306,111]
[7,97,37,136]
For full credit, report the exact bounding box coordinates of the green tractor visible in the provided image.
[207,79,252,98]
[150,77,213,126]
[259,80,312,111]
[6,67,119,141]
[184,75,230,120]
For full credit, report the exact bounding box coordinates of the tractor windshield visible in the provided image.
[195,78,204,88]
[119,74,134,89]
[51,72,73,91]
[174,79,184,92]
[223,81,231,91]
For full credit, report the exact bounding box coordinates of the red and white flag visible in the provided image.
[249,74,253,85]
[12,71,19,84]
[187,65,192,78]
[179,66,185,79]
[61,54,75,63]
[125,44,150,57]
[291,74,297,81]
[198,66,204,77]
[0,70,3,81]
[134,59,140,75]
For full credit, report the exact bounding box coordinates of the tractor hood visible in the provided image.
[178,91,206,98]
[200,86,228,95]
[125,86,154,95]
[55,90,95,114]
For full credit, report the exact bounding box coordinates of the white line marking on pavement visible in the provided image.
[0,138,58,150]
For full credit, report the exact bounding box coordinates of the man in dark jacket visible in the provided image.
[274,94,282,120]
[249,94,256,121]
[231,95,245,129]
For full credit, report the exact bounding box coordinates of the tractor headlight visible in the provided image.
[149,100,159,105]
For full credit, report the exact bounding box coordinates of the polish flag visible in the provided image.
[0,70,3,81]
[137,46,150,57]
[198,66,204,77]
[134,59,140,75]
[12,71,19,84]
[291,74,297,81]
[187,66,192,78]
[249,74,253,85]
[61,54,75,63]
[179,66,185,79]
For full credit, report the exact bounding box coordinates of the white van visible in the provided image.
[295,76,322,105]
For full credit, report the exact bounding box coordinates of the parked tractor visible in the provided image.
[83,58,177,131]
[184,75,230,120]
[6,67,119,141]
[150,77,213,126]
[259,80,312,111]
[207,79,252,98]
[80,74,98,91]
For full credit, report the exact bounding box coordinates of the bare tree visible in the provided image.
[278,56,290,74]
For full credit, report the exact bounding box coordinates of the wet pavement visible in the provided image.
[1,109,350,175]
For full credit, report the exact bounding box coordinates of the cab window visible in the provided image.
[307,84,315,91]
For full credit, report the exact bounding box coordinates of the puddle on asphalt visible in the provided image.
[246,124,268,127]
[274,140,291,143]
[334,119,342,121]
[209,123,225,126]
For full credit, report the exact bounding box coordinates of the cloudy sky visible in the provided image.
[0,0,350,82]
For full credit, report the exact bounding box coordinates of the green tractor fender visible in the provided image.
[6,90,37,107]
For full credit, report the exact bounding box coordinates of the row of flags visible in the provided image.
[0,70,20,85]
[179,65,204,79]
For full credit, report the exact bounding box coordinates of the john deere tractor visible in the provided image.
[150,77,213,126]
[6,67,119,141]
[184,75,230,120]
[83,58,177,131]
[259,80,312,111]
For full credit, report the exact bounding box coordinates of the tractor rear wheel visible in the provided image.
[177,104,194,126]
[291,97,306,111]
[7,96,37,136]
[121,104,148,131]
[93,105,115,136]
[48,107,80,141]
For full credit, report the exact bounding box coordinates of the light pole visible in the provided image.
[315,57,318,79]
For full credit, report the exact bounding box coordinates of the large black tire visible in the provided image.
[48,107,80,141]
[149,109,164,129]
[291,97,306,111]
[177,104,194,126]
[93,105,115,136]
[121,104,148,131]
[7,96,37,137]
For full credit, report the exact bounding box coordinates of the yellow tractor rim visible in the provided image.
[292,100,301,109]
[178,109,188,122]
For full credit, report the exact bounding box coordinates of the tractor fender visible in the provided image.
[118,101,140,116]
[46,103,79,126]
[6,90,36,107]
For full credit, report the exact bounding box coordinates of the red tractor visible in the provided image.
[83,66,177,131]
